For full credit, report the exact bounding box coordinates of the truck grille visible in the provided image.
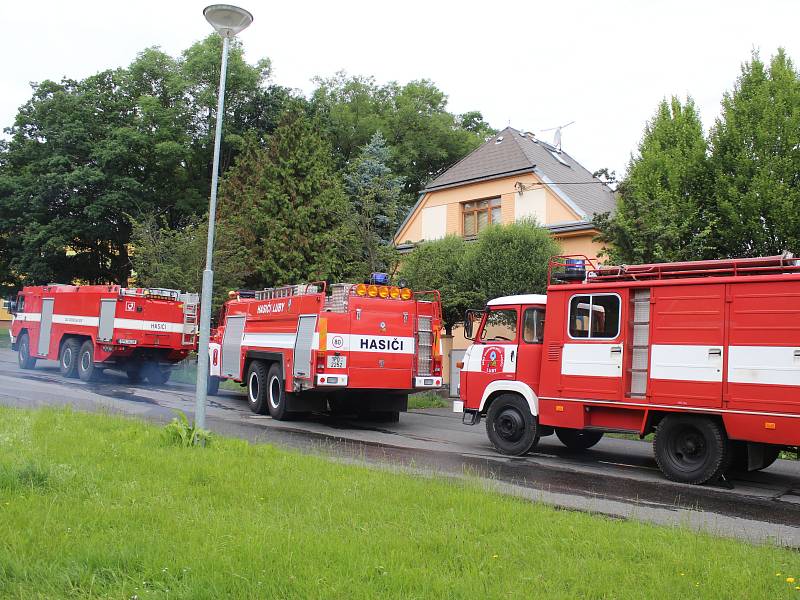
[417,316,433,376]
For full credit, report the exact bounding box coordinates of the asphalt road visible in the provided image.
[1,347,799,547]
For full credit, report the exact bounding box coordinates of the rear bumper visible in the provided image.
[414,376,442,388]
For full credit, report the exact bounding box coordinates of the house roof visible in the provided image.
[422,126,616,217]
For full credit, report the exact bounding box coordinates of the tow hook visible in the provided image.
[462,410,481,426]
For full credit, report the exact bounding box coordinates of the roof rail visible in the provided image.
[548,253,800,286]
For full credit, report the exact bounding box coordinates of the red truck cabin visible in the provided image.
[10,285,197,383]
[208,282,443,420]
[458,254,800,484]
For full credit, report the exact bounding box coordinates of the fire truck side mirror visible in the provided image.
[464,310,483,340]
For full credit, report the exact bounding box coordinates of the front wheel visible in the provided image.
[485,394,539,456]
[18,332,37,370]
[555,428,604,451]
[653,415,731,484]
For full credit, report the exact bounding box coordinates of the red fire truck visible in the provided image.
[456,254,800,484]
[10,285,198,383]
[207,280,443,421]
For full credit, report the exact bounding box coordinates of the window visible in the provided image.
[463,197,501,236]
[522,308,545,344]
[480,308,518,342]
[568,294,620,339]
[16,294,25,313]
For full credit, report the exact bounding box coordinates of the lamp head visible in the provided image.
[203,4,253,38]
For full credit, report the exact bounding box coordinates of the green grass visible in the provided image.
[408,392,450,410]
[1,408,799,599]
[0,321,10,349]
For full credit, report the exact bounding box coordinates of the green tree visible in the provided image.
[342,131,403,277]
[398,236,478,335]
[129,214,245,309]
[709,49,800,257]
[312,73,494,197]
[594,97,712,264]
[218,108,357,288]
[463,220,561,304]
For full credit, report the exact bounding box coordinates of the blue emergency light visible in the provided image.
[370,272,390,285]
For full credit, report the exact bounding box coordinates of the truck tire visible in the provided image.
[77,340,100,382]
[653,415,731,484]
[266,363,290,420]
[17,332,37,370]
[485,393,539,456]
[246,361,270,415]
[207,375,220,396]
[143,363,171,385]
[59,338,81,378]
[125,364,143,384]
[555,428,604,451]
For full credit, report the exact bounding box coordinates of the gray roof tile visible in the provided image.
[423,126,616,217]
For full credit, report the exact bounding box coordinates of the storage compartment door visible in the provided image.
[221,316,246,379]
[36,298,55,356]
[97,299,117,342]
[293,315,317,379]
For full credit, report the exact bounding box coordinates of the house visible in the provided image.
[393,126,617,394]
[394,126,615,261]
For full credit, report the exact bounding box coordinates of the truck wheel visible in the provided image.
[207,375,220,396]
[266,363,290,420]
[485,393,539,456]
[77,340,99,382]
[58,338,81,378]
[125,364,143,384]
[246,361,270,415]
[555,428,604,451]
[143,363,171,385]
[653,415,731,484]
[17,332,37,370]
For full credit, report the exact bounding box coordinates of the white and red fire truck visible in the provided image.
[456,254,800,484]
[207,280,443,421]
[10,285,198,383]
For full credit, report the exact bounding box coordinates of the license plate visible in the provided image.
[327,355,346,369]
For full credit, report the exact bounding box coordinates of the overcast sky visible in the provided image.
[1,0,798,177]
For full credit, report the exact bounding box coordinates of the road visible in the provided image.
[1,347,799,546]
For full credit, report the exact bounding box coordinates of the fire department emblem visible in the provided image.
[481,346,504,374]
[125,301,135,312]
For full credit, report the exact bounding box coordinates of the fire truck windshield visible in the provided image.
[480,308,518,342]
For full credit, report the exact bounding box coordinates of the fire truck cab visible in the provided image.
[457,254,800,484]
[208,279,443,421]
[10,285,197,383]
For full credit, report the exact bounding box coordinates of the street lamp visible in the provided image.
[195,4,253,430]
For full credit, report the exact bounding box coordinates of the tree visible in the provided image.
[593,97,712,264]
[129,214,245,309]
[342,131,403,277]
[218,108,357,288]
[312,73,494,197]
[398,236,479,335]
[462,220,561,304]
[709,49,800,257]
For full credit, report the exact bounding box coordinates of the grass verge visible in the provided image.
[1,407,798,599]
[0,321,9,349]
[408,391,450,410]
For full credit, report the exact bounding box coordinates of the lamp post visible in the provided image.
[195,4,253,430]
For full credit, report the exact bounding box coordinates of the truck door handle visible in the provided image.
[708,348,722,357]
[610,346,622,353]
[511,350,515,362]
[794,349,800,358]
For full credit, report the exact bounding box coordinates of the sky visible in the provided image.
[1,0,798,178]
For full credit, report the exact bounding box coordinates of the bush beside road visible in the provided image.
[1,407,798,599]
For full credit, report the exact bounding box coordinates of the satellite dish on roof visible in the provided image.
[541,121,575,152]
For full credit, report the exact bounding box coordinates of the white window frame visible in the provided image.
[567,293,621,341]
